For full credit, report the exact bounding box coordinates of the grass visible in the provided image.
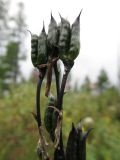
[0,81,120,160]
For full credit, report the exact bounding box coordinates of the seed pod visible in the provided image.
[29,31,38,67]
[44,107,55,141]
[58,14,70,61]
[51,110,59,143]
[44,96,56,142]
[76,123,93,160]
[47,13,58,56]
[69,10,82,61]
[37,23,48,65]
[66,123,78,160]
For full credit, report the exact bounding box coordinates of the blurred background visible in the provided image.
[0,0,120,159]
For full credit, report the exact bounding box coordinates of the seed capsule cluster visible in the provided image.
[30,11,82,69]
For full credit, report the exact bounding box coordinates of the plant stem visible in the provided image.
[54,62,65,160]
[54,64,73,160]
[57,64,72,110]
[45,60,53,97]
[54,62,60,99]
[54,131,65,160]
[45,57,58,97]
[36,68,50,160]
[36,68,46,127]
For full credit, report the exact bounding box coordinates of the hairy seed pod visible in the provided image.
[66,123,78,160]
[30,32,38,67]
[58,14,70,62]
[69,10,82,61]
[44,96,56,141]
[47,13,59,56]
[37,23,48,65]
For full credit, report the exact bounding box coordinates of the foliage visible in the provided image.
[0,0,9,49]
[0,1,27,96]
[81,76,91,93]
[4,42,19,82]
[97,69,110,92]
[0,81,120,160]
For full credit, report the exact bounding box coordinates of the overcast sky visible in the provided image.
[11,0,120,85]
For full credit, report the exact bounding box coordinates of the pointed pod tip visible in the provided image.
[51,11,53,20]
[42,21,45,32]
[50,12,56,23]
[72,122,74,127]
[43,21,45,27]
[58,12,62,20]
[58,12,70,24]
[72,122,75,130]
[79,8,83,16]
[87,127,94,133]
[84,128,94,139]
[77,9,83,21]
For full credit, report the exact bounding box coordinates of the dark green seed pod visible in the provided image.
[37,23,48,65]
[30,33,38,67]
[44,96,56,142]
[44,107,55,141]
[47,13,58,56]
[58,14,70,61]
[69,10,82,61]
[52,110,59,138]
[76,122,93,160]
[66,123,78,160]
[59,11,82,67]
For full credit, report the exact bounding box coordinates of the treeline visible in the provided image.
[0,0,27,96]
[81,69,110,94]
[71,69,120,95]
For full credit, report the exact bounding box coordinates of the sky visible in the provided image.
[11,0,120,85]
